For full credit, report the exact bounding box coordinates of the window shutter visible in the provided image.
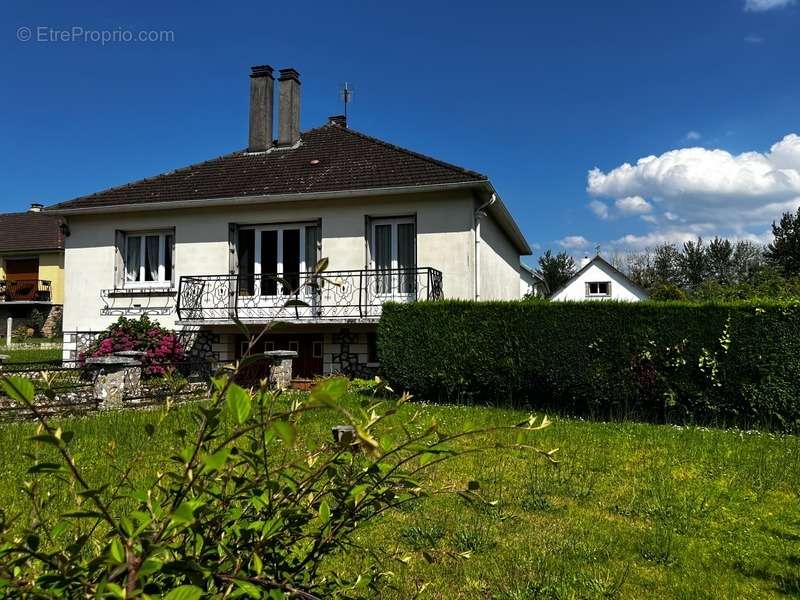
[305,224,321,270]
[114,230,125,289]
[170,233,176,284]
[607,281,612,297]
[228,224,238,275]
[585,282,590,297]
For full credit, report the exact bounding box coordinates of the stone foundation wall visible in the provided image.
[324,328,379,378]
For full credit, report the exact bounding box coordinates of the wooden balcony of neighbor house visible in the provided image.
[176,267,443,323]
[0,279,53,303]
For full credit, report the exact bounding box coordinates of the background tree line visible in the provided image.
[534,207,800,301]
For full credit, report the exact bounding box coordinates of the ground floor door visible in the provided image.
[235,332,324,380]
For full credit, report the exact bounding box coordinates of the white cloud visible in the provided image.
[589,200,609,219]
[744,34,764,43]
[588,133,800,249]
[615,195,653,214]
[685,130,702,140]
[640,214,658,224]
[744,0,794,11]
[557,235,591,249]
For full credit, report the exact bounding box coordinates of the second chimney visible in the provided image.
[248,65,274,152]
[278,68,301,146]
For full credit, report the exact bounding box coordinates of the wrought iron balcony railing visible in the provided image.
[0,279,52,302]
[176,267,443,322]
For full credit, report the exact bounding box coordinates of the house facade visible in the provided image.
[49,65,530,377]
[0,205,65,336]
[550,255,648,302]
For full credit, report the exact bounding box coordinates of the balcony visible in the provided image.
[176,267,443,323]
[0,279,52,303]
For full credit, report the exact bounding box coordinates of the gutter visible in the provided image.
[474,193,497,301]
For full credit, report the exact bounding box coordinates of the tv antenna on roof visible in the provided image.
[595,243,601,255]
[340,82,354,121]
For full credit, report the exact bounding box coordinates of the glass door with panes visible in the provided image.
[237,224,320,300]
[370,217,416,300]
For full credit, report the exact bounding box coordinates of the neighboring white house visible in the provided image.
[550,255,648,302]
[46,64,532,378]
[520,263,546,297]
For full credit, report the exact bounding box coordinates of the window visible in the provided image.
[367,332,379,363]
[370,217,416,295]
[237,223,320,296]
[124,231,173,287]
[587,281,611,296]
[288,340,300,354]
[312,340,323,359]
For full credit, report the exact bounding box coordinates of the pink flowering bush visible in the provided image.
[80,315,185,376]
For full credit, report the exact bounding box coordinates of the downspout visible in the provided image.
[474,193,497,301]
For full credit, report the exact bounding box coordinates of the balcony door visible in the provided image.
[370,217,416,298]
[237,224,319,298]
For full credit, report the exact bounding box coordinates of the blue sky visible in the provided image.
[2,0,799,266]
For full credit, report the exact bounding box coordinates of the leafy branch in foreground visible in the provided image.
[0,369,554,598]
[0,259,555,598]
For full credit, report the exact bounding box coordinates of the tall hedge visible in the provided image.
[378,301,800,431]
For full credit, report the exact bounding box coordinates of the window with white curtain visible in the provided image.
[124,231,174,287]
[370,217,416,295]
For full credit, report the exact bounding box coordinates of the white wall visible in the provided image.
[551,260,647,302]
[478,211,521,300]
[62,191,490,332]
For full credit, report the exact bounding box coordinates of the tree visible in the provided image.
[707,236,734,284]
[680,238,710,289]
[652,243,683,287]
[537,250,577,296]
[732,240,764,283]
[766,207,800,276]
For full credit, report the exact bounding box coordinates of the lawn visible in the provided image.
[0,392,798,599]
[0,345,62,363]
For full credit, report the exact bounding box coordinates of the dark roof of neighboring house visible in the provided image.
[49,122,488,210]
[548,255,650,299]
[0,211,65,254]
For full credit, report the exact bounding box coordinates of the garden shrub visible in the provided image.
[81,315,184,376]
[378,300,800,431]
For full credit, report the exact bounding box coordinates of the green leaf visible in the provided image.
[164,585,204,600]
[27,462,65,474]
[201,448,232,473]
[314,257,329,274]
[233,580,262,598]
[270,420,296,446]
[108,538,125,564]
[0,376,35,405]
[29,434,61,447]
[311,377,348,405]
[318,500,331,524]
[226,384,252,425]
[171,501,200,525]
[284,298,309,308]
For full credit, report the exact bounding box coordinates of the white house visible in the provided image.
[550,255,648,302]
[520,263,546,297]
[47,64,532,379]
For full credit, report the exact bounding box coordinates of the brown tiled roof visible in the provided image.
[49,123,487,210]
[0,211,65,253]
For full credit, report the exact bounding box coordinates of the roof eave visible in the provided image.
[46,181,484,216]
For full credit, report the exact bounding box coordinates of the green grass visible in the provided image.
[0,394,798,598]
[1,346,62,363]
[0,336,60,346]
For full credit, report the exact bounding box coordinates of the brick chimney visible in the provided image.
[278,68,301,146]
[248,65,274,152]
[328,114,347,127]
[29,203,43,212]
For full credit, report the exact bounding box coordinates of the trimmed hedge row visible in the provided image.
[378,300,800,430]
